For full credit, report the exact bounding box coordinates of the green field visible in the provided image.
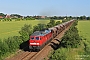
[77,21,90,41]
[0,20,62,39]
[77,21,90,60]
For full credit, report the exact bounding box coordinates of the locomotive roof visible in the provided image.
[48,27,57,30]
[31,30,51,36]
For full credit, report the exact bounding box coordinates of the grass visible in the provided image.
[0,20,62,39]
[77,20,90,60]
[77,21,90,41]
[66,42,85,60]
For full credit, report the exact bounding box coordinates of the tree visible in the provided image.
[53,16,57,19]
[47,20,55,28]
[0,13,5,17]
[80,16,83,20]
[69,16,72,18]
[47,23,52,28]
[83,15,86,20]
[33,24,47,32]
[0,40,9,57]
[33,25,40,32]
[87,17,90,20]
[5,37,19,52]
[79,15,86,20]
[76,17,80,20]
[19,24,33,41]
[58,16,62,19]
[55,21,61,25]
[50,20,55,26]
[10,14,21,18]
[50,48,67,60]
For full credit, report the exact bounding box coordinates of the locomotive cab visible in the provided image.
[29,36,41,51]
[30,36,41,45]
[29,30,52,51]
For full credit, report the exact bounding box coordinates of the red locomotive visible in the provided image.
[29,20,75,51]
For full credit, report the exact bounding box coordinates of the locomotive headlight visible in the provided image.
[30,43,39,45]
[36,43,40,45]
[30,43,36,44]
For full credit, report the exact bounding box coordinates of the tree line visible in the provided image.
[1,13,90,21]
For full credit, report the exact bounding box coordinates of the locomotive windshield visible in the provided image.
[36,37,39,40]
[31,37,34,40]
[30,36,40,40]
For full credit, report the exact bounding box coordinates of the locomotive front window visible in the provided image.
[31,37,34,40]
[36,37,39,40]
[40,38,41,40]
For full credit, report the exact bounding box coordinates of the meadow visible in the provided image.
[77,21,90,41]
[77,20,90,60]
[0,20,62,39]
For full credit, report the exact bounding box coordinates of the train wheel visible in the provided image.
[29,50,30,52]
[29,49,32,52]
[36,49,40,52]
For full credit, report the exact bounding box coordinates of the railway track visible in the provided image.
[21,52,38,60]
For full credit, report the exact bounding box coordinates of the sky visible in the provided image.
[0,0,90,16]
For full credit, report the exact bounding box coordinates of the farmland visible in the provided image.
[0,20,62,39]
[77,21,90,59]
[77,21,90,41]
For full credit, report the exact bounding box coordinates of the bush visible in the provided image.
[19,24,33,41]
[60,20,81,48]
[55,21,61,25]
[47,20,55,28]
[5,37,18,52]
[83,40,90,53]
[0,39,9,59]
[13,36,23,45]
[50,48,67,60]
[33,24,47,32]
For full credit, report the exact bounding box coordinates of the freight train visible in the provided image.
[29,20,75,51]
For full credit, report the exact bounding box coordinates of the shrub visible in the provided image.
[0,39,9,59]
[5,37,18,52]
[50,48,67,60]
[33,24,47,32]
[47,20,55,28]
[83,40,90,53]
[19,24,33,41]
[55,21,61,25]
[60,20,81,48]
